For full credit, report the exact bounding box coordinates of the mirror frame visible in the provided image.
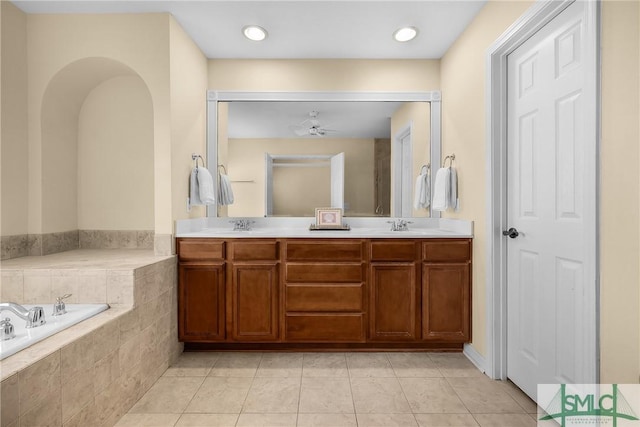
[206,90,442,218]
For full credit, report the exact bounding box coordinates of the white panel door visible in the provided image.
[506,0,596,401]
[330,152,345,209]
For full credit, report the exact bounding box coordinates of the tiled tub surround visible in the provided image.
[0,249,182,427]
[1,230,155,261]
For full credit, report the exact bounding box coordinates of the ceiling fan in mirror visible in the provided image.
[288,111,337,137]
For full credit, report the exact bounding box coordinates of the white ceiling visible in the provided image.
[12,0,487,59]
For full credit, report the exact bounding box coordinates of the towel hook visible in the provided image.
[218,164,227,175]
[420,163,430,174]
[442,153,456,168]
[192,153,205,168]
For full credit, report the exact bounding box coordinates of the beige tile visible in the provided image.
[302,353,348,377]
[114,413,181,426]
[20,396,62,427]
[242,377,301,413]
[94,375,127,425]
[121,362,144,410]
[93,319,120,362]
[23,269,52,303]
[176,413,238,427]
[107,272,135,306]
[76,269,108,303]
[94,349,121,395]
[350,377,411,414]
[356,413,419,427]
[473,413,536,426]
[1,271,24,302]
[1,374,20,427]
[119,335,142,374]
[130,377,204,414]
[256,353,303,377]
[185,377,253,414]
[165,352,220,377]
[118,306,141,342]
[61,371,94,423]
[51,271,79,303]
[62,399,97,427]
[346,353,395,378]
[296,413,357,427]
[414,413,480,426]
[495,380,538,413]
[399,378,468,413]
[429,353,483,378]
[18,352,61,416]
[447,377,524,414]
[210,352,263,377]
[60,331,94,380]
[299,377,354,414]
[388,352,442,377]
[236,413,297,427]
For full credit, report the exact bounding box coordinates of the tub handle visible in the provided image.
[52,294,72,317]
[1,317,15,340]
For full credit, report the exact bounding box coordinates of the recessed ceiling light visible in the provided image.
[393,26,418,42]
[243,25,268,42]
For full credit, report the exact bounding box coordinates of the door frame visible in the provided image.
[392,124,413,217]
[484,0,601,381]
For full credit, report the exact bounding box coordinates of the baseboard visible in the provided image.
[463,343,487,374]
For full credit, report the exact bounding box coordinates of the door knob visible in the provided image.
[502,228,519,238]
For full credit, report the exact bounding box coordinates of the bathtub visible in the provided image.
[0,303,109,360]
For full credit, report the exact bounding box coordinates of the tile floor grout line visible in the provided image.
[236,352,264,426]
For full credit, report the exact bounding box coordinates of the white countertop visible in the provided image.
[176,217,473,239]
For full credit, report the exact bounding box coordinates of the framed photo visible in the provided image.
[315,208,343,228]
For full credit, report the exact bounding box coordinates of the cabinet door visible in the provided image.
[231,263,279,341]
[370,263,417,340]
[422,263,470,342]
[179,263,226,341]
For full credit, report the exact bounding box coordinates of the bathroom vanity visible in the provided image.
[176,219,472,351]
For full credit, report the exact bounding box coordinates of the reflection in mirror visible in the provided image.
[210,93,440,218]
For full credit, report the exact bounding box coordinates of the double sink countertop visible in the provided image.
[176,217,473,239]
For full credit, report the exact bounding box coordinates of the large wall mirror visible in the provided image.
[207,91,441,218]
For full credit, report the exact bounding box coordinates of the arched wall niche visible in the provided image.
[39,57,154,250]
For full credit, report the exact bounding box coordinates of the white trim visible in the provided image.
[485,0,600,384]
[392,124,413,217]
[207,91,442,219]
[463,343,487,374]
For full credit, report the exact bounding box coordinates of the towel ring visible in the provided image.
[218,164,227,175]
[420,164,430,174]
[442,154,456,168]
[192,154,205,168]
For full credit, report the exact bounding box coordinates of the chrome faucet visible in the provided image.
[387,219,413,231]
[52,294,72,316]
[0,302,46,328]
[230,219,255,231]
[1,317,15,340]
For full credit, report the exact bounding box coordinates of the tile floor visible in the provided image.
[114,352,540,427]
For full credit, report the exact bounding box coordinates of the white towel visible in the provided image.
[413,171,431,210]
[432,167,450,211]
[218,173,234,206]
[196,167,216,204]
[190,169,203,206]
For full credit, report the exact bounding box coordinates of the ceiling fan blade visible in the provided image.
[288,125,309,136]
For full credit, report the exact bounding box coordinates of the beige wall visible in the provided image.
[441,0,534,358]
[77,76,154,230]
[208,59,440,92]
[227,138,374,217]
[1,2,28,237]
[600,0,640,383]
[26,13,172,235]
[169,16,208,225]
[390,102,431,217]
[443,0,640,383]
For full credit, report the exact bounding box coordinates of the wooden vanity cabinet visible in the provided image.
[422,240,471,342]
[177,239,226,341]
[369,241,420,341]
[228,241,280,341]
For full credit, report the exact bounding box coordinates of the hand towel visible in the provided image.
[196,167,216,204]
[449,167,459,211]
[218,173,234,206]
[190,169,203,206]
[413,171,431,210]
[432,167,450,211]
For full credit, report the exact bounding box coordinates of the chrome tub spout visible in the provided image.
[0,302,46,328]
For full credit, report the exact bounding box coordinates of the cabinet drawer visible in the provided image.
[286,263,363,283]
[422,240,471,262]
[285,241,363,261]
[286,284,363,312]
[370,241,417,261]
[230,241,279,261]
[177,239,225,261]
[285,314,365,341]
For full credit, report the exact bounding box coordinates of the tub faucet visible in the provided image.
[0,302,46,328]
